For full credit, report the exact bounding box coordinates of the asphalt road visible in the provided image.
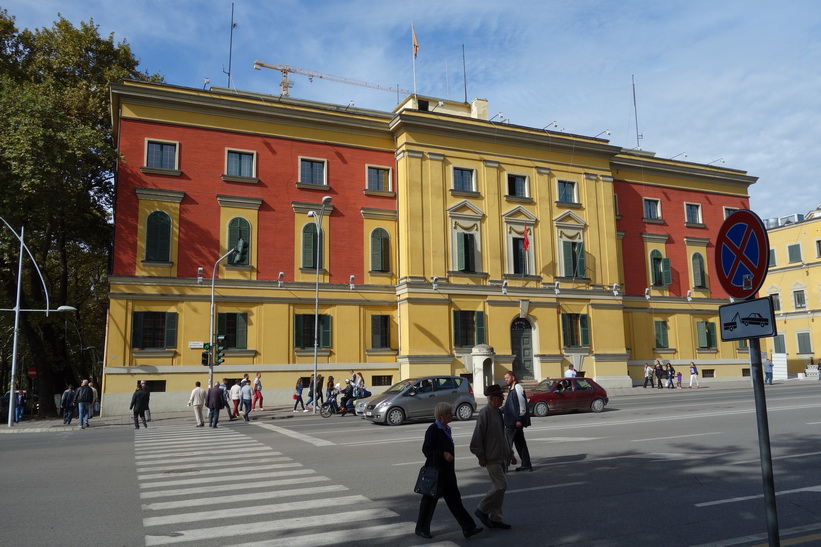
[2,381,821,546]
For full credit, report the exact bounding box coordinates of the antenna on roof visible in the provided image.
[632,75,643,149]
[223,3,237,88]
[462,44,468,103]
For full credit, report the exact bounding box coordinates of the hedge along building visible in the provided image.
[102,80,757,414]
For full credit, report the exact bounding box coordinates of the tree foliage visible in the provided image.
[0,9,162,415]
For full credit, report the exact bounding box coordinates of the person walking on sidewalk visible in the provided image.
[75,379,94,429]
[240,379,254,421]
[187,381,207,427]
[654,361,664,389]
[140,380,152,422]
[230,380,241,417]
[643,363,654,388]
[60,385,76,424]
[689,362,700,388]
[206,382,224,428]
[470,384,516,531]
[293,378,305,412]
[130,383,150,429]
[252,372,264,410]
[764,357,774,385]
[502,370,532,472]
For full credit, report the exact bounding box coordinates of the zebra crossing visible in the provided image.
[135,424,417,546]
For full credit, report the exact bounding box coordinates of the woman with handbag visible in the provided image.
[414,402,483,540]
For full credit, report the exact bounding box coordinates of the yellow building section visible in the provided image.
[361,210,398,286]
[217,196,262,281]
[759,210,821,374]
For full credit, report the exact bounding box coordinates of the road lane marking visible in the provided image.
[139,466,305,489]
[696,485,821,507]
[135,446,271,460]
[253,422,335,446]
[140,475,328,499]
[137,460,295,481]
[729,450,821,465]
[144,508,399,545]
[632,432,723,442]
[231,522,417,547]
[136,456,280,473]
[142,484,348,511]
[462,482,587,499]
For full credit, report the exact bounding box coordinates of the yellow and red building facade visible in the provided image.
[102,80,758,413]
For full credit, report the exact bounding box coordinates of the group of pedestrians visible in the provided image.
[643,360,700,389]
[59,379,99,428]
[414,369,531,540]
[293,373,328,412]
[185,373,263,428]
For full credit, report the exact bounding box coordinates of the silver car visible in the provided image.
[364,376,476,425]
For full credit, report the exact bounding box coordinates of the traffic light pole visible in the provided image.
[208,247,236,388]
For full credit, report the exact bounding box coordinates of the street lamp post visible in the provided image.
[1,219,76,427]
[308,196,332,414]
[208,247,237,388]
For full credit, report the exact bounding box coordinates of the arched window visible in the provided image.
[145,211,171,262]
[302,223,323,269]
[228,217,251,265]
[692,253,707,288]
[370,228,390,272]
[650,249,671,286]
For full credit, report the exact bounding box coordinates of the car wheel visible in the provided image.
[590,398,605,413]
[455,403,473,421]
[386,407,405,425]
[533,401,549,417]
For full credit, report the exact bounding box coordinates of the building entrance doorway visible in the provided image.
[510,317,534,380]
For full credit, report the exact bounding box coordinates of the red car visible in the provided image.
[526,377,609,417]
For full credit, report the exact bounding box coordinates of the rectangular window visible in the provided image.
[456,232,477,273]
[788,244,802,263]
[773,334,786,353]
[794,290,806,309]
[371,315,391,349]
[697,321,717,349]
[561,313,590,347]
[507,174,527,197]
[371,375,393,387]
[141,380,166,393]
[816,240,821,258]
[558,180,576,203]
[453,310,486,348]
[724,208,738,219]
[227,150,255,178]
[131,311,178,349]
[300,159,326,185]
[512,237,528,275]
[768,248,776,267]
[453,168,474,192]
[293,314,331,348]
[685,203,702,224]
[217,312,248,349]
[797,331,812,354]
[737,338,749,350]
[146,141,177,170]
[654,320,668,349]
[770,293,780,312]
[562,241,586,277]
[367,167,390,191]
[643,198,661,220]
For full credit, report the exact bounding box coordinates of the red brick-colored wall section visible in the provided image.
[113,119,396,282]
[615,180,749,297]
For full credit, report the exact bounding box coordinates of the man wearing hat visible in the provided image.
[470,384,516,530]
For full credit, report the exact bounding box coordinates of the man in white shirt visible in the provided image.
[564,365,577,378]
[187,381,207,427]
[230,380,242,417]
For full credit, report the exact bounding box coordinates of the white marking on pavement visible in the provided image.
[462,481,586,499]
[231,522,419,547]
[252,422,335,446]
[728,450,821,465]
[135,446,271,460]
[144,508,399,545]
[142,484,348,511]
[632,432,723,442]
[137,460,295,481]
[696,485,821,507]
[137,456,280,473]
[139,466,304,489]
[140,474,327,499]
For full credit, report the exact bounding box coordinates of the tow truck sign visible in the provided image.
[719,296,777,341]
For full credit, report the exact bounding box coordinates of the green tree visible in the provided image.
[0,9,162,416]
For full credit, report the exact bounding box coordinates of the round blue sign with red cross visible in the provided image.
[715,209,769,300]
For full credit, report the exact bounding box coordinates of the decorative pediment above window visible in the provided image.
[553,210,586,229]
[447,200,484,221]
[502,205,537,223]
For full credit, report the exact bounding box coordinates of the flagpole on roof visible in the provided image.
[412,23,418,97]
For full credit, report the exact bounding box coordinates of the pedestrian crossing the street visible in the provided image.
[135,424,416,546]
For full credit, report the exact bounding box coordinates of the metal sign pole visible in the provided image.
[749,337,780,546]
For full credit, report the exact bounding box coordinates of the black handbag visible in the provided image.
[414,465,439,497]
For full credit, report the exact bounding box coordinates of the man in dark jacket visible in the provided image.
[206,382,225,428]
[130,384,150,429]
[60,385,76,424]
[502,370,532,472]
[74,379,94,429]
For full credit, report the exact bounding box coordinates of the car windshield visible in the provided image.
[533,379,559,392]
[384,379,417,393]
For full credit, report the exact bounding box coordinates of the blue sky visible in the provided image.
[5,0,821,221]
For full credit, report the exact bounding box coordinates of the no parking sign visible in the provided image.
[715,209,769,300]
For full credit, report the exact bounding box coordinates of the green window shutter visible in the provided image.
[131,312,144,349]
[146,211,171,261]
[561,313,570,346]
[457,232,466,271]
[706,322,716,348]
[563,241,573,276]
[294,315,303,348]
[302,225,316,268]
[662,257,672,286]
[371,316,383,348]
[580,314,590,346]
[697,321,707,348]
[577,242,586,277]
[217,313,226,337]
[236,313,247,349]
[371,230,382,271]
[654,321,667,348]
[475,311,486,345]
[164,312,178,348]
[381,232,390,272]
[453,311,461,346]
[692,254,704,288]
[320,315,332,348]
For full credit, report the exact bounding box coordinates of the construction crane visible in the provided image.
[253,60,411,98]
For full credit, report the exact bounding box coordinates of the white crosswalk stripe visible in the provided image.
[134,424,413,546]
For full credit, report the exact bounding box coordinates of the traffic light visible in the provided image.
[201,350,210,366]
[233,238,247,264]
[215,335,226,365]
